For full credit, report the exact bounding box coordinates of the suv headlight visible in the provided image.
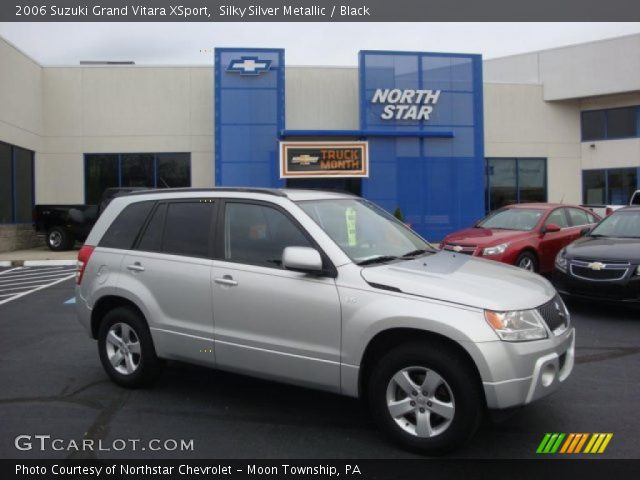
[484,309,548,342]
[555,248,568,272]
[483,243,508,256]
[635,265,640,276]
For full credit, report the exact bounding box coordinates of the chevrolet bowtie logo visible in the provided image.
[292,154,319,166]
[227,56,272,76]
[588,262,606,271]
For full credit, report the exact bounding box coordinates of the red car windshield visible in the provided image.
[478,208,545,231]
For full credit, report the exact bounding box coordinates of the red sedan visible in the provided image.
[441,203,601,273]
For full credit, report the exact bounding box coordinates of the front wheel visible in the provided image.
[368,342,483,454]
[516,251,538,272]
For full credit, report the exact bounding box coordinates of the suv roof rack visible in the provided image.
[123,187,288,198]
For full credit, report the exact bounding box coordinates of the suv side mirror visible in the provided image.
[282,246,323,274]
[543,223,561,234]
[580,226,592,236]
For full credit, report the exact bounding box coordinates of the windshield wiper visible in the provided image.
[357,255,399,266]
[401,248,433,258]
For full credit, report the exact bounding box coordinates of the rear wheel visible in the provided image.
[98,307,161,388]
[516,251,538,272]
[47,226,73,251]
[368,342,483,454]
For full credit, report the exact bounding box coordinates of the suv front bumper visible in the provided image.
[477,327,575,410]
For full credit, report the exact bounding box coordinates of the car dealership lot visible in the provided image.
[0,269,638,459]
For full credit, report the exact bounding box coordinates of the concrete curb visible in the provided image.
[1,259,76,267]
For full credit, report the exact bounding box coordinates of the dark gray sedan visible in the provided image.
[554,206,640,302]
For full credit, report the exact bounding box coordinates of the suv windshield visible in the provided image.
[478,208,544,231]
[297,198,435,264]
[590,210,640,238]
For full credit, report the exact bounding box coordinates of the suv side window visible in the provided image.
[161,202,215,258]
[224,202,312,268]
[137,203,167,253]
[545,208,569,228]
[567,208,590,227]
[99,201,154,250]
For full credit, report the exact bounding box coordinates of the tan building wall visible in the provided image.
[483,82,582,204]
[0,38,42,153]
[39,65,214,204]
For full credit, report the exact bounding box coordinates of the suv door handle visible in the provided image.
[214,275,238,287]
[126,263,145,272]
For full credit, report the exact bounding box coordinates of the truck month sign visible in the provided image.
[280,142,369,178]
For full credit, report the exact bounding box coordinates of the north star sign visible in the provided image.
[371,88,441,120]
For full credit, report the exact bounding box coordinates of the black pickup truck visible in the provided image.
[33,187,147,251]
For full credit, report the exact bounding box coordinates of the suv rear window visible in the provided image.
[99,201,154,250]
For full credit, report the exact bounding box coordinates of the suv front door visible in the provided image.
[211,200,342,392]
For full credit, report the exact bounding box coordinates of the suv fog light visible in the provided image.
[541,364,556,387]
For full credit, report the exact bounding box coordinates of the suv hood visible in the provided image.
[360,251,555,311]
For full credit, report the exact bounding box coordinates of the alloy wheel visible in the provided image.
[105,322,141,375]
[385,366,455,438]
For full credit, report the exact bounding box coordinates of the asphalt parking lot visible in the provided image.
[0,267,638,459]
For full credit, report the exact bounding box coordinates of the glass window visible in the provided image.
[486,158,547,211]
[162,202,214,258]
[137,203,167,253]
[157,153,190,188]
[99,201,154,250]
[85,153,191,203]
[85,154,119,205]
[0,142,35,224]
[478,208,544,231]
[14,147,34,223]
[567,208,590,227]
[298,199,431,263]
[225,202,312,268]
[606,107,637,138]
[545,209,569,228]
[0,143,12,224]
[518,159,546,203]
[581,110,606,141]
[487,158,517,210]
[607,168,637,205]
[591,210,640,238]
[583,170,606,204]
[121,154,154,188]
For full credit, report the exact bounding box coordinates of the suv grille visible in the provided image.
[569,259,629,281]
[537,295,569,334]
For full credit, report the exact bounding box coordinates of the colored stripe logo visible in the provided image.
[536,433,613,454]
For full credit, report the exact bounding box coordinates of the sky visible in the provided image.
[0,22,639,66]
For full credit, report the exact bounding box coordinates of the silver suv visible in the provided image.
[76,188,574,454]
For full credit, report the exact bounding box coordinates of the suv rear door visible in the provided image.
[211,200,342,392]
[119,199,217,367]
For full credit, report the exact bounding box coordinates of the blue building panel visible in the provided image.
[359,50,485,240]
[215,48,285,188]
[215,47,484,241]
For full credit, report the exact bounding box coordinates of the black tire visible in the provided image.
[367,342,483,455]
[47,226,73,251]
[515,251,538,272]
[97,307,161,388]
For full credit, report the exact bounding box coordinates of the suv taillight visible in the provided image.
[76,245,95,285]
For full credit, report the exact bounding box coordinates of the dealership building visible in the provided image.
[1,33,640,251]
